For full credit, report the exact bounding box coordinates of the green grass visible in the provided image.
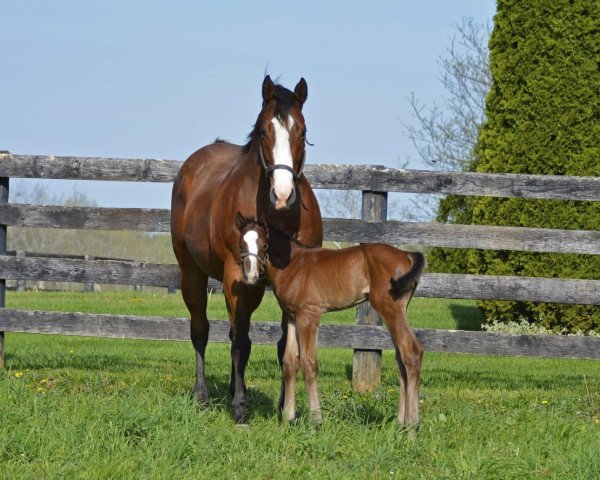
[1,292,599,479]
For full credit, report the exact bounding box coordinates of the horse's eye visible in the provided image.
[301,128,307,139]
[259,128,266,138]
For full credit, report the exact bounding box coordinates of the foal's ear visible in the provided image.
[257,214,268,229]
[294,78,308,106]
[235,211,246,230]
[262,75,276,103]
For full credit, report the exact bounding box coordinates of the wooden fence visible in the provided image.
[0,153,599,380]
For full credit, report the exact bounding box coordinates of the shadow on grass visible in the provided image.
[449,303,484,331]
[194,376,278,422]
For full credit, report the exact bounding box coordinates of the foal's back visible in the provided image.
[275,243,419,313]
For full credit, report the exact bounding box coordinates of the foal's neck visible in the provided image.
[264,227,314,277]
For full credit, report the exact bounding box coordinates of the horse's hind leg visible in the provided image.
[179,260,210,404]
[372,294,423,427]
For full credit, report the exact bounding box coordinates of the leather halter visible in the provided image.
[258,136,306,182]
[239,251,269,278]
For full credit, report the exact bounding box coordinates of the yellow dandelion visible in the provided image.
[69,350,74,354]
[36,387,44,392]
[594,418,600,425]
[387,388,395,393]
[14,372,24,378]
[541,400,548,405]
[342,395,348,399]
[40,378,47,384]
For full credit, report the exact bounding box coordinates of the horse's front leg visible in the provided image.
[223,267,264,424]
[296,310,322,426]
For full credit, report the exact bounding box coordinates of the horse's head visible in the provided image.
[235,212,269,285]
[255,75,308,211]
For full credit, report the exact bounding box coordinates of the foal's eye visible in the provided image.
[301,128,307,139]
[259,128,266,138]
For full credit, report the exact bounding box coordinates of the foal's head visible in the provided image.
[235,212,269,285]
[252,75,309,211]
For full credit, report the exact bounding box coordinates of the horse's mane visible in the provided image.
[242,83,299,154]
[268,226,321,250]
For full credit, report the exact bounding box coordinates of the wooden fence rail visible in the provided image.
[1,204,599,254]
[0,256,598,305]
[0,153,599,374]
[1,153,600,200]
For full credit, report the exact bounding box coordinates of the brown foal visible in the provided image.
[235,213,425,427]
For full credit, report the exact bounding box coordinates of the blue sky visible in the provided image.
[1,1,496,209]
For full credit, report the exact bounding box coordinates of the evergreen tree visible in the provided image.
[468,0,600,331]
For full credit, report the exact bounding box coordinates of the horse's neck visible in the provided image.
[265,231,308,283]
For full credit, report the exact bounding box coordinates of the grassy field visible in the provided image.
[1,291,599,479]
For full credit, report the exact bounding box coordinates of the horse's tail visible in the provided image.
[389,252,426,300]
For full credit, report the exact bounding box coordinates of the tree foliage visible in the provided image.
[468,0,600,332]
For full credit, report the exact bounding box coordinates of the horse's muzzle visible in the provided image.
[271,186,296,211]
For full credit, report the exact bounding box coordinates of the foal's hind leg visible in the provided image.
[179,259,210,404]
[372,294,423,427]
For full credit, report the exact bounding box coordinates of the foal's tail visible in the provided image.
[389,252,426,300]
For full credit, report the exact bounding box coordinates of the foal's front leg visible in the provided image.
[281,319,300,422]
[296,311,322,426]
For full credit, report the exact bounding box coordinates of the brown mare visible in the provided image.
[171,77,323,424]
[235,213,425,427]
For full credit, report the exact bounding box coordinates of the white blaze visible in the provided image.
[271,115,295,203]
[242,230,260,283]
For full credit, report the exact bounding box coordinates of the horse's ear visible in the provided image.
[262,75,276,103]
[294,78,308,106]
[235,211,246,230]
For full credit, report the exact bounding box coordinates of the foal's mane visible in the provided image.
[242,82,299,154]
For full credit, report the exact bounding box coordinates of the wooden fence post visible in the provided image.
[0,153,9,368]
[83,255,95,292]
[16,251,26,291]
[352,190,387,392]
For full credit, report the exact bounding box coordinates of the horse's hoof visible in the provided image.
[234,413,248,425]
[193,385,209,405]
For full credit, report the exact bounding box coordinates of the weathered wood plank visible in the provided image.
[1,308,599,360]
[2,204,599,255]
[417,273,600,305]
[0,204,171,232]
[2,154,599,200]
[0,154,181,182]
[307,164,600,200]
[0,256,597,304]
[0,255,180,287]
[323,218,600,254]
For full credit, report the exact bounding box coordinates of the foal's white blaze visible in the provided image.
[242,230,260,284]
[271,115,295,208]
